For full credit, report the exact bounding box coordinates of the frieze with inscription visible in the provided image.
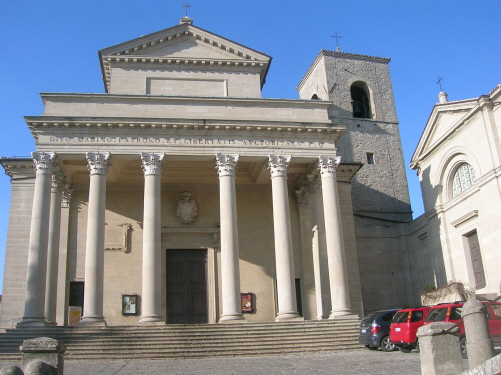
[43,135,328,148]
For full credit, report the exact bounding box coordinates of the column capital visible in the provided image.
[305,173,322,193]
[86,153,111,175]
[318,155,341,177]
[61,189,74,208]
[267,155,291,178]
[51,173,66,193]
[32,152,56,175]
[295,186,309,207]
[141,153,165,176]
[215,154,239,177]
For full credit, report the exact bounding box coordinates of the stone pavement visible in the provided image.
[1,349,438,375]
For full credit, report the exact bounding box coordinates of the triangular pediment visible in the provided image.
[99,20,271,93]
[411,98,477,168]
[100,21,270,64]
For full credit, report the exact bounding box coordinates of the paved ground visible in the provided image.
[0,349,448,375]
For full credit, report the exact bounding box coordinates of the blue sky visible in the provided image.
[0,1,499,293]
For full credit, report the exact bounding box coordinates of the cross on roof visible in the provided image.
[436,75,444,91]
[331,32,342,52]
[182,3,191,17]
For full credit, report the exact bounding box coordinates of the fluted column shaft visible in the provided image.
[21,152,56,326]
[44,173,66,325]
[318,156,352,318]
[216,154,245,323]
[267,155,300,321]
[139,153,164,324]
[81,152,110,325]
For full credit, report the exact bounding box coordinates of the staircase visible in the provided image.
[0,319,361,361]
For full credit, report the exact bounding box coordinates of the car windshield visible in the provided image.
[392,311,408,323]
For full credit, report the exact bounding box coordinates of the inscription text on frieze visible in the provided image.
[45,136,327,148]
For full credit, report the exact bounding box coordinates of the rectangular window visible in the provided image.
[366,152,375,165]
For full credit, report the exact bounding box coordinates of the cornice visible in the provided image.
[320,49,391,63]
[25,116,345,141]
[39,92,333,108]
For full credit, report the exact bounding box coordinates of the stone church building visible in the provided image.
[1,17,435,327]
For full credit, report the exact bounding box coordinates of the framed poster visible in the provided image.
[122,294,138,315]
[241,293,253,313]
[68,306,82,326]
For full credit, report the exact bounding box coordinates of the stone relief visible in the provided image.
[105,223,133,253]
[176,191,197,224]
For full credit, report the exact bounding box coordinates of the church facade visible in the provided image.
[408,85,501,301]
[1,18,416,327]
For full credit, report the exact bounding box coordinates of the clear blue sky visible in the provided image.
[0,1,499,293]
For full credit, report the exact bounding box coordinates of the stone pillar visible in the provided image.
[20,152,56,326]
[305,174,330,319]
[215,154,245,323]
[57,189,73,325]
[21,337,65,375]
[139,153,165,324]
[462,298,494,369]
[80,152,110,325]
[417,322,463,375]
[318,156,352,318]
[267,155,301,321]
[44,173,65,326]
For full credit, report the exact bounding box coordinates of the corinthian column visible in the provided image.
[44,172,66,325]
[215,154,245,323]
[20,152,56,326]
[318,155,352,318]
[267,155,301,321]
[80,152,110,325]
[139,153,165,324]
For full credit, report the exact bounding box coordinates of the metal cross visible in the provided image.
[331,32,343,52]
[436,76,443,91]
[182,3,191,17]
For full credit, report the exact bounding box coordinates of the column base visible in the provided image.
[328,309,358,320]
[219,314,247,324]
[275,311,304,322]
[78,316,107,326]
[45,321,58,326]
[17,317,47,327]
[138,315,165,325]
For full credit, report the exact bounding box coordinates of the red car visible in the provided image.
[423,301,501,358]
[389,306,432,353]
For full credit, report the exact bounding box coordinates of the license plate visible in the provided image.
[361,329,367,333]
[395,327,401,332]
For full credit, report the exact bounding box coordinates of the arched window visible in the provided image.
[350,82,372,119]
[452,163,477,197]
[311,94,319,100]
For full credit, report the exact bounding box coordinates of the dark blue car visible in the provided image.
[358,309,400,351]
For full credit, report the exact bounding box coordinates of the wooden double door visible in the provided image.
[166,249,208,324]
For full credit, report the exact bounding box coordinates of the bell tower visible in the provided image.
[298,49,411,221]
[297,49,414,312]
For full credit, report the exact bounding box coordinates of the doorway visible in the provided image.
[166,249,208,324]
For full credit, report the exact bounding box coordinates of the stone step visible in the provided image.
[0,319,361,361]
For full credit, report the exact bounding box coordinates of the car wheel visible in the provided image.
[398,345,412,353]
[460,337,468,359]
[365,345,378,350]
[381,336,396,352]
